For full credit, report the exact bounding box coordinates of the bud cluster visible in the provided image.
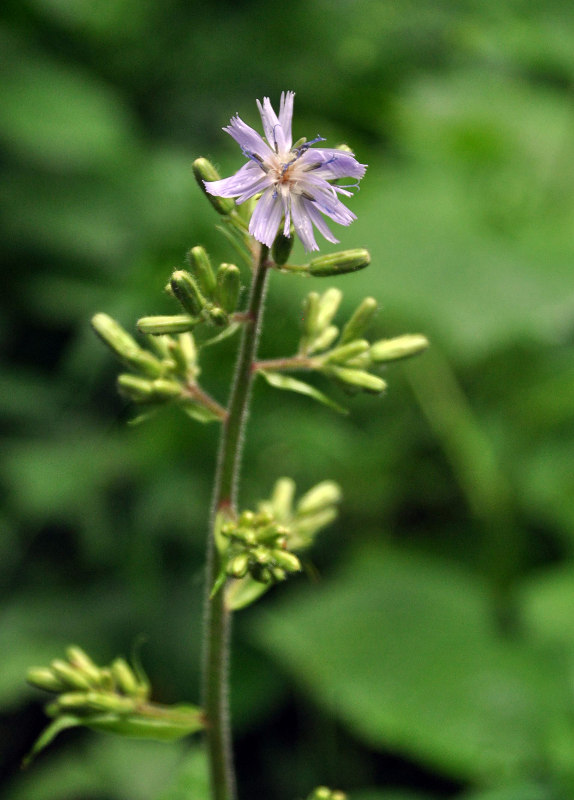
[218,510,302,587]
[27,646,149,718]
[137,246,242,336]
[306,788,347,800]
[300,289,429,394]
[25,647,204,761]
[91,314,225,423]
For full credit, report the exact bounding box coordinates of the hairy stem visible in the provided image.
[201,244,270,800]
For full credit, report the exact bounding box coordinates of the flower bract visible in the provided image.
[204,91,367,252]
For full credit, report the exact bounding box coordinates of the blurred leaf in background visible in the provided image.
[2,1,574,799]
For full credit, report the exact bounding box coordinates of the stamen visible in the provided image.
[292,135,326,158]
[241,148,269,172]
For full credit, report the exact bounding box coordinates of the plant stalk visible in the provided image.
[201,244,270,800]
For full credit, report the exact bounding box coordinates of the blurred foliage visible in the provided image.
[2,0,574,799]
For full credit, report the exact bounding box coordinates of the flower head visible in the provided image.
[204,92,367,252]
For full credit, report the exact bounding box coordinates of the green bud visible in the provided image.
[252,564,273,584]
[27,667,66,693]
[238,510,255,526]
[316,288,343,332]
[66,647,102,685]
[192,158,236,215]
[91,313,162,378]
[117,374,155,402]
[137,315,198,335]
[254,547,272,565]
[271,549,301,573]
[324,339,370,365]
[82,692,136,714]
[204,305,229,327]
[187,246,217,296]
[55,692,92,713]
[327,366,387,394]
[50,659,93,691]
[302,292,321,340]
[344,352,371,369]
[215,263,241,313]
[270,567,287,582]
[307,325,339,355]
[297,481,342,515]
[111,658,140,696]
[170,270,207,317]
[270,477,296,521]
[272,231,294,266]
[228,553,250,579]
[340,297,378,344]
[308,248,370,277]
[150,379,183,401]
[370,334,429,362]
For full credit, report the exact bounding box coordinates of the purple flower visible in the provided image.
[204,92,367,252]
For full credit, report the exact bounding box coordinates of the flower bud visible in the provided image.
[297,481,342,515]
[307,325,339,355]
[27,667,66,693]
[50,659,93,691]
[136,314,197,335]
[187,246,217,296]
[117,374,155,402]
[370,334,429,362]
[82,691,136,714]
[302,292,321,339]
[66,646,102,685]
[316,288,343,332]
[228,553,250,579]
[205,305,229,327]
[327,366,387,394]
[215,263,241,313]
[111,658,141,696]
[324,339,370,365]
[193,158,236,215]
[270,477,296,521]
[308,248,370,277]
[150,379,183,402]
[170,270,207,317]
[91,313,162,378]
[340,297,378,344]
[271,549,301,573]
[272,231,295,266]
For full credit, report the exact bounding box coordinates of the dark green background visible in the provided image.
[2,1,574,799]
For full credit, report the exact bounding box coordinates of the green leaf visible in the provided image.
[181,403,223,424]
[259,371,348,414]
[155,746,209,800]
[252,544,574,782]
[22,715,80,767]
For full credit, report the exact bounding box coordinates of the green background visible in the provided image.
[2,1,574,798]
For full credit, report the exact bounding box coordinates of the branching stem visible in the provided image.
[201,244,270,800]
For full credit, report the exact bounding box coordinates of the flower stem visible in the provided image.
[202,244,270,800]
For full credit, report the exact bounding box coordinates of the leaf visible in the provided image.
[155,746,209,800]
[181,403,223,424]
[259,371,348,414]
[226,575,271,611]
[22,716,80,767]
[198,321,241,349]
[251,544,574,782]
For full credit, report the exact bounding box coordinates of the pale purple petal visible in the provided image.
[299,175,357,225]
[304,201,340,244]
[256,97,289,154]
[278,91,295,150]
[204,162,264,198]
[291,195,319,251]
[224,115,274,160]
[249,188,284,247]
[300,148,367,180]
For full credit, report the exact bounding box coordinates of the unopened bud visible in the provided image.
[327,366,387,394]
[297,481,342,515]
[27,667,66,693]
[370,334,429,362]
[324,339,370,365]
[216,263,241,313]
[150,379,183,402]
[187,246,217,296]
[117,374,154,402]
[91,314,162,378]
[271,549,301,573]
[307,325,339,355]
[228,553,250,579]
[193,158,236,215]
[111,659,140,696]
[50,660,93,691]
[315,289,343,334]
[270,477,296,521]
[55,692,92,712]
[340,297,378,344]
[83,692,136,714]
[302,292,321,339]
[272,231,294,266]
[66,647,102,685]
[308,249,370,277]
[170,270,207,317]
[137,315,197,335]
[204,306,229,327]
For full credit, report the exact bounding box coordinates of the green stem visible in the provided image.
[201,244,270,800]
